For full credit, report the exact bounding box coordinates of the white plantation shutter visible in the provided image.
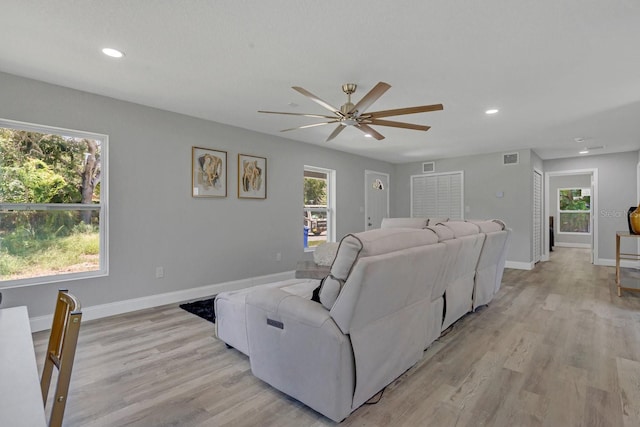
[533,170,542,262]
[411,171,463,219]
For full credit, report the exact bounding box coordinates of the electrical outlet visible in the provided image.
[276,252,282,261]
[155,266,164,278]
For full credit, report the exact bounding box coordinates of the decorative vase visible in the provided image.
[628,207,636,233]
[630,204,640,234]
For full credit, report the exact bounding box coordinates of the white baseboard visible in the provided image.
[505,260,534,270]
[554,242,592,249]
[30,270,295,332]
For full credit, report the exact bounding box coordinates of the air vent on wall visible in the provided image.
[502,152,519,165]
[422,161,435,173]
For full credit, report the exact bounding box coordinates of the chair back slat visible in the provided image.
[40,289,82,427]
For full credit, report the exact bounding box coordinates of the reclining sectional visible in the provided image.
[214,219,510,422]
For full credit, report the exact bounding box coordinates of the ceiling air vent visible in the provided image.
[422,161,435,173]
[502,152,519,165]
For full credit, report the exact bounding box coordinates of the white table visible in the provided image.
[615,231,640,296]
[0,306,47,427]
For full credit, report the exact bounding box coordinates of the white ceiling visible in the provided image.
[2,1,639,163]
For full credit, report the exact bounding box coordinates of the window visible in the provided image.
[0,119,108,287]
[558,188,590,234]
[411,171,464,219]
[303,166,335,250]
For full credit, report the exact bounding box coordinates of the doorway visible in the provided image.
[544,169,598,264]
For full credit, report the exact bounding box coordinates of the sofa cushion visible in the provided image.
[330,234,363,281]
[380,217,427,229]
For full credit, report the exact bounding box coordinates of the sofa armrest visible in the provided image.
[245,288,355,423]
[246,287,331,327]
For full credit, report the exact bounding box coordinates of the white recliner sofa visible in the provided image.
[214,220,510,422]
[245,228,446,422]
[382,218,511,323]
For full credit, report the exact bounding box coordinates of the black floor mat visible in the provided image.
[179,297,216,323]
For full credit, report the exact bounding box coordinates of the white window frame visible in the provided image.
[557,187,591,235]
[304,165,336,251]
[410,171,464,220]
[0,118,109,289]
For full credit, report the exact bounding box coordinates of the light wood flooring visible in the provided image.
[33,248,640,426]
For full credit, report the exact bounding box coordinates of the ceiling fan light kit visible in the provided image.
[259,82,443,142]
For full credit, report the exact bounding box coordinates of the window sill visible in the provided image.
[1,270,108,290]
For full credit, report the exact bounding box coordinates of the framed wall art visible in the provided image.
[192,146,227,197]
[238,154,267,199]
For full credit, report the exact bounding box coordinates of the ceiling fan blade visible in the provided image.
[365,104,444,119]
[258,110,339,119]
[281,120,340,132]
[292,86,343,116]
[326,124,346,142]
[355,123,385,140]
[348,81,391,115]
[367,119,431,131]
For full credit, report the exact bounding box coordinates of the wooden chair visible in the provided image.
[40,289,82,427]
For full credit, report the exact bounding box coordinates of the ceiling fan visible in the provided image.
[259,82,443,142]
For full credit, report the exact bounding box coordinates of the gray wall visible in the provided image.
[393,149,534,264]
[544,152,638,261]
[549,174,592,246]
[0,72,393,316]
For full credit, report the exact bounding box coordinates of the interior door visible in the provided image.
[365,170,389,230]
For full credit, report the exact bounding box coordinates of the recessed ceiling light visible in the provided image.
[102,47,124,58]
[579,149,589,154]
[364,134,372,138]
[574,137,585,143]
[485,109,499,115]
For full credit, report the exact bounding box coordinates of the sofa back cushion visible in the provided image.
[426,224,455,241]
[426,217,449,225]
[441,221,480,237]
[330,242,446,334]
[317,228,438,309]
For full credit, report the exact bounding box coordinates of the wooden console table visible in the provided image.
[0,306,47,426]
[615,231,640,297]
